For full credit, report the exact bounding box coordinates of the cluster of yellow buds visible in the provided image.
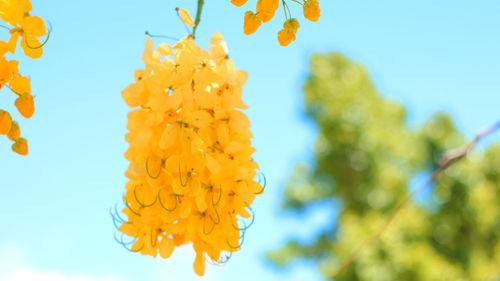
[0,0,48,155]
[232,0,321,46]
[117,32,263,276]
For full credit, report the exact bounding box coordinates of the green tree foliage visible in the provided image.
[267,53,500,280]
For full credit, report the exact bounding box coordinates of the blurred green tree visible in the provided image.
[267,53,500,280]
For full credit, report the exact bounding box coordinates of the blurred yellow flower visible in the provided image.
[231,0,249,7]
[230,0,320,45]
[7,121,20,141]
[278,18,300,46]
[243,11,262,35]
[256,0,279,23]
[0,110,12,134]
[15,92,35,118]
[303,0,321,22]
[12,137,28,155]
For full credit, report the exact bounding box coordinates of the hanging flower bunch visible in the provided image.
[0,0,48,155]
[117,32,263,276]
[232,0,321,46]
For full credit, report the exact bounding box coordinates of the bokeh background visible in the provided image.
[0,0,499,280]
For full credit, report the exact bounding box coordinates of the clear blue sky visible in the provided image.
[0,0,499,280]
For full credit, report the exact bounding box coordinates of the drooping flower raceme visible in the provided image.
[118,33,263,276]
[234,0,321,46]
[0,0,48,155]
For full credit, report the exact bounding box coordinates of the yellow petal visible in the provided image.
[206,154,221,174]
[159,125,178,150]
[216,124,230,145]
[7,32,20,54]
[193,249,206,276]
[9,76,31,94]
[303,0,321,22]
[159,238,175,258]
[177,8,195,27]
[7,121,20,141]
[121,82,146,108]
[229,110,251,134]
[156,43,173,57]
[0,41,9,56]
[0,57,14,83]
[186,110,212,129]
[0,110,12,134]
[278,28,296,47]
[23,16,46,37]
[231,0,249,6]
[21,36,43,59]
[283,18,300,32]
[210,32,228,54]
[243,11,262,35]
[142,37,154,69]
[119,222,139,237]
[12,137,28,155]
[195,191,208,212]
[15,93,35,118]
[225,141,243,154]
[256,0,279,23]
[20,0,33,13]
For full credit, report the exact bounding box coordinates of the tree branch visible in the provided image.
[331,119,500,278]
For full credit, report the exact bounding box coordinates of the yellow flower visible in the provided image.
[231,0,249,7]
[284,17,300,31]
[303,0,321,22]
[278,18,300,46]
[14,92,35,118]
[229,0,321,45]
[0,110,12,134]
[0,0,32,26]
[119,32,263,276]
[9,75,31,94]
[256,0,279,23]
[7,15,47,58]
[7,121,20,141]
[12,137,28,155]
[0,57,18,87]
[278,29,295,46]
[243,11,261,35]
[0,0,44,155]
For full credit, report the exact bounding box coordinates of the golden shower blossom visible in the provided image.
[119,32,263,276]
[12,137,28,155]
[231,0,249,7]
[256,0,279,23]
[303,0,321,22]
[243,11,262,35]
[278,18,300,46]
[0,110,12,134]
[0,0,46,155]
[230,0,320,46]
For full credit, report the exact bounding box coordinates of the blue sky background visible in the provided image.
[0,0,499,280]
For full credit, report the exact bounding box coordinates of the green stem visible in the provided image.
[192,0,205,38]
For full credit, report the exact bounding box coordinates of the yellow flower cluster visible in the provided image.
[118,33,263,276]
[0,0,48,155]
[232,0,321,46]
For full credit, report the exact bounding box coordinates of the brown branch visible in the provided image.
[331,120,500,278]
